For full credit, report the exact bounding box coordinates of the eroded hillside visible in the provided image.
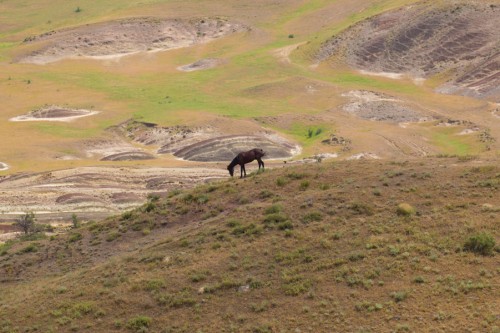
[317,1,500,101]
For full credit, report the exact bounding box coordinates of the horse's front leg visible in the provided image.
[240,165,244,178]
[258,159,264,170]
[242,164,247,178]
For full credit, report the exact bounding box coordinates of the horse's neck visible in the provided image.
[229,156,240,168]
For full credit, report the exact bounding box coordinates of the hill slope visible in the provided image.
[1,158,498,332]
[317,1,500,101]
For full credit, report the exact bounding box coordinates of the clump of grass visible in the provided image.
[276,177,288,187]
[127,316,152,332]
[68,233,82,243]
[463,232,496,255]
[299,180,310,191]
[302,211,322,224]
[259,190,274,199]
[264,204,282,215]
[391,291,408,302]
[106,231,120,242]
[19,243,38,253]
[397,203,416,216]
[349,202,374,216]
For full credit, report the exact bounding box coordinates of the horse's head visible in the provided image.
[227,165,234,177]
[256,148,266,157]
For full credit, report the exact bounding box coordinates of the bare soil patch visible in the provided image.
[9,105,99,122]
[18,17,248,64]
[100,151,155,161]
[112,120,299,161]
[341,90,431,123]
[272,42,307,64]
[173,135,298,161]
[318,2,500,101]
[83,132,156,161]
[0,166,227,222]
[177,58,225,72]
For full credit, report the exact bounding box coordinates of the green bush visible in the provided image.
[68,233,83,243]
[464,232,495,255]
[127,316,152,332]
[302,211,322,224]
[19,243,38,253]
[264,204,282,215]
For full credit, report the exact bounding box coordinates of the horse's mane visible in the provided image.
[228,156,239,169]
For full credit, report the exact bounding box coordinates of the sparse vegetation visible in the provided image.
[463,232,496,255]
[15,212,36,234]
[0,0,499,330]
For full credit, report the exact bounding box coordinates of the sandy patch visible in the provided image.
[347,153,380,160]
[101,151,155,161]
[493,107,500,119]
[359,70,403,80]
[177,58,225,72]
[0,163,9,171]
[272,42,307,64]
[18,17,248,64]
[458,129,479,135]
[0,232,22,243]
[341,90,430,123]
[10,106,99,122]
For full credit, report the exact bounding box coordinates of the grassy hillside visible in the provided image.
[1,158,498,332]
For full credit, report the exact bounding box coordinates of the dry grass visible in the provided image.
[0,158,498,332]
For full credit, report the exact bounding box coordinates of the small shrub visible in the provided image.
[276,177,287,187]
[145,202,157,214]
[74,7,82,13]
[413,276,425,284]
[19,243,38,253]
[391,291,408,302]
[68,233,82,243]
[143,279,165,292]
[299,180,310,191]
[263,213,288,225]
[287,172,307,180]
[397,203,416,216]
[265,204,282,215]
[259,190,274,199]
[121,211,133,220]
[71,214,80,229]
[127,316,151,332]
[106,231,120,242]
[349,202,374,215]
[226,219,241,228]
[463,232,495,255]
[302,211,322,224]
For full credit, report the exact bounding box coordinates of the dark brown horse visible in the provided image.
[227,148,266,178]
